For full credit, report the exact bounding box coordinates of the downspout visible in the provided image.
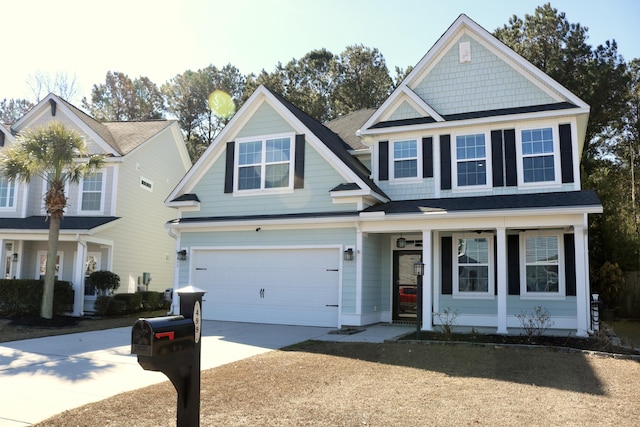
[167,226,181,314]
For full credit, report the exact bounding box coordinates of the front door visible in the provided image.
[392,250,421,321]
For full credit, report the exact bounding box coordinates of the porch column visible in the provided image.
[72,239,87,316]
[421,229,433,331]
[496,227,508,334]
[574,225,589,337]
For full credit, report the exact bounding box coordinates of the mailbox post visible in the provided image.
[131,285,206,427]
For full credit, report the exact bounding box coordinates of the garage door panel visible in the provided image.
[192,248,340,327]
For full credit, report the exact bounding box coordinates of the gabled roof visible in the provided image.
[11,93,177,157]
[168,85,388,203]
[324,108,375,150]
[360,14,590,141]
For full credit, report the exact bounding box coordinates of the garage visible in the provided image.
[191,247,341,327]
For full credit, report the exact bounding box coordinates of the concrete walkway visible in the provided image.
[0,321,412,426]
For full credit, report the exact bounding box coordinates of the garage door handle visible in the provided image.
[325,304,338,307]
[326,269,339,272]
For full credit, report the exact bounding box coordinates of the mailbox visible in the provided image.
[131,315,195,357]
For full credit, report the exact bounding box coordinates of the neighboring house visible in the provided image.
[0,94,191,315]
[165,15,602,336]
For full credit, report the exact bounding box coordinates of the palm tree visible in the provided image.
[0,122,105,319]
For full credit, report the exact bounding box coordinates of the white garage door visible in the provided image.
[191,247,340,327]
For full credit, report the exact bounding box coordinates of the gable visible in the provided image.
[387,100,423,121]
[412,34,557,115]
[236,102,295,139]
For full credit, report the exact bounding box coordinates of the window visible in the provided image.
[236,135,292,191]
[81,172,103,211]
[0,176,14,208]
[37,251,62,280]
[522,128,555,183]
[453,234,493,298]
[392,139,418,179]
[455,133,487,187]
[521,233,564,297]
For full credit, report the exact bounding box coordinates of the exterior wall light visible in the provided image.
[343,248,354,261]
[396,235,406,248]
[177,250,187,261]
[12,253,18,262]
[413,261,424,276]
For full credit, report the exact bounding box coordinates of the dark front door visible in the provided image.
[392,250,421,321]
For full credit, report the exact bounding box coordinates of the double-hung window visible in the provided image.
[81,172,104,212]
[0,176,15,209]
[521,233,564,298]
[392,139,418,179]
[521,127,555,183]
[453,234,493,298]
[455,133,488,188]
[236,135,292,192]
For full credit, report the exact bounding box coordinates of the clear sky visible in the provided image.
[2,0,638,105]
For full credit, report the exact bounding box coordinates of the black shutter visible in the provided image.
[504,129,517,186]
[564,234,576,296]
[422,137,433,178]
[507,234,520,295]
[294,134,305,189]
[440,135,451,190]
[494,236,498,295]
[379,141,389,181]
[491,130,504,187]
[559,124,574,183]
[441,236,452,295]
[224,141,235,194]
[0,131,4,147]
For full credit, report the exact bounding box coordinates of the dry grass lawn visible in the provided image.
[36,340,640,426]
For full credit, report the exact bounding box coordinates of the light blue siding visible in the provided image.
[414,35,556,115]
[361,233,387,315]
[388,100,422,121]
[236,102,294,139]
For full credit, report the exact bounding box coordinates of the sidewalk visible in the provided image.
[0,321,412,426]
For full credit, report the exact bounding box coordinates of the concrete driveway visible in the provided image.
[0,321,412,426]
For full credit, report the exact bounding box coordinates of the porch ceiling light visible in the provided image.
[177,249,187,261]
[396,235,406,248]
[343,248,354,262]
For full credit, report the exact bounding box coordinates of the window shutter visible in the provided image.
[491,130,504,187]
[441,236,452,295]
[422,137,433,178]
[294,134,305,189]
[564,234,576,296]
[504,129,517,186]
[440,135,451,190]
[224,141,235,194]
[559,124,574,183]
[0,131,4,147]
[379,141,389,181]
[507,234,520,295]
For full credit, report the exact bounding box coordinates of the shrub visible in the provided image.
[140,291,162,309]
[591,261,625,309]
[516,305,554,338]
[113,293,143,313]
[94,296,127,315]
[89,270,121,296]
[0,279,73,316]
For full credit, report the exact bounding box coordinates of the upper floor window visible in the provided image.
[521,233,564,298]
[236,135,292,191]
[392,139,418,179]
[453,234,493,298]
[522,128,555,183]
[455,133,488,188]
[0,176,15,208]
[81,172,104,212]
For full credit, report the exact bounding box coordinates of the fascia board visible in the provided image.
[166,214,361,231]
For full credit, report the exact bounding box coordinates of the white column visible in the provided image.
[422,229,433,331]
[574,225,589,337]
[496,227,508,334]
[72,240,87,316]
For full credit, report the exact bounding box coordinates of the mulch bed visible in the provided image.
[6,314,79,328]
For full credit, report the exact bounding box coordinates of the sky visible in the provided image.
[2,0,639,105]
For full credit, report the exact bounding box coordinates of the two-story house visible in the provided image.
[165,15,602,336]
[0,94,191,315]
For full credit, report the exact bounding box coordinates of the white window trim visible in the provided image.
[78,171,106,214]
[515,124,562,188]
[519,231,565,300]
[233,132,295,195]
[36,250,63,280]
[389,137,422,183]
[452,131,492,191]
[0,177,16,210]
[452,232,494,299]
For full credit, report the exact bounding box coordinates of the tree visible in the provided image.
[0,98,34,125]
[330,44,393,117]
[82,71,165,121]
[0,122,106,319]
[27,71,80,103]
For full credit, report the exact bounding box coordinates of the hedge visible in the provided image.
[94,291,166,315]
[0,279,74,316]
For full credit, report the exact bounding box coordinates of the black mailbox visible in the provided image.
[131,315,194,357]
